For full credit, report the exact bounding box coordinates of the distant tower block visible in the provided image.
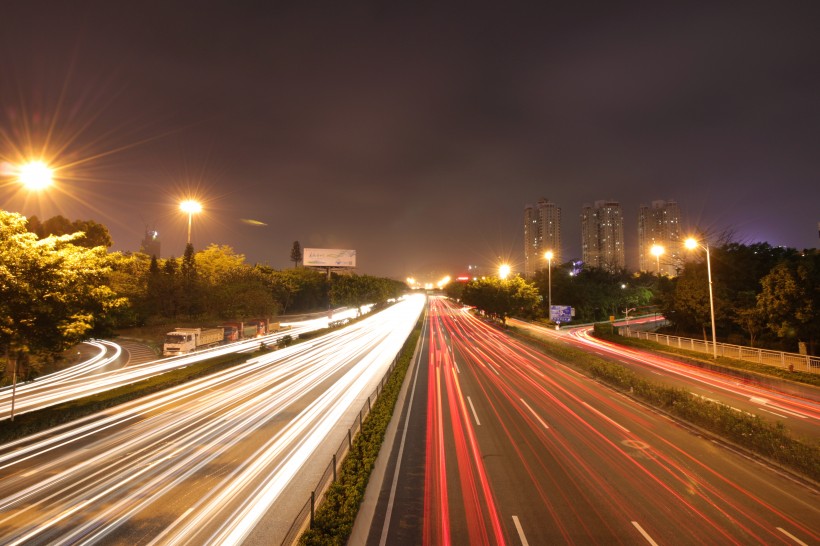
[140,228,161,258]
[524,198,562,277]
[581,200,625,273]
[638,200,682,276]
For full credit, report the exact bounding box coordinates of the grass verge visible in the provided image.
[299,317,423,545]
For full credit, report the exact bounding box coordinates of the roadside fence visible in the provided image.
[279,355,398,546]
[620,329,820,374]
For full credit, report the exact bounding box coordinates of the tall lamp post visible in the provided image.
[650,243,665,275]
[544,250,554,318]
[180,200,202,245]
[685,237,718,359]
[8,161,54,420]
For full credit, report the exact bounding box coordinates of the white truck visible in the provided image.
[162,327,224,356]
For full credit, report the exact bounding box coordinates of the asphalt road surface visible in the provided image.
[0,296,424,545]
[365,297,818,545]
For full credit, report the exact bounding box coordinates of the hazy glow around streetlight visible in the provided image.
[180,199,203,246]
[180,200,202,214]
[684,237,699,250]
[499,264,511,279]
[544,250,554,261]
[650,244,664,257]
[18,161,53,190]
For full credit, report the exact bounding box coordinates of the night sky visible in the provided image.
[2,2,819,280]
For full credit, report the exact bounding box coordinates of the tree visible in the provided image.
[0,211,124,379]
[106,251,152,328]
[461,275,540,324]
[159,257,179,318]
[290,241,302,268]
[195,244,247,286]
[263,268,328,313]
[330,274,375,315]
[179,243,200,317]
[26,215,113,248]
[329,273,407,315]
[757,256,820,354]
[212,267,279,320]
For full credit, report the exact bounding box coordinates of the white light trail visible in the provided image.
[0,295,425,545]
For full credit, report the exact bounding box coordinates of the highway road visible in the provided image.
[0,308,364,421]
[367,298,818,545]
[0,295,424,545]
[508,318,820,441]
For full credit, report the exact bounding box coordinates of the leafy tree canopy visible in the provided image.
[1,211,125,367]
[26,215,113,248]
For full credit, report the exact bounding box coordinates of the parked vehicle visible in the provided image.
[221,319,289,341]
[162,327,224,356]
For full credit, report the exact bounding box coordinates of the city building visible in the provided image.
[581,200,625,272]
[140,228,161,258]
[638,199,682,276]
[523,198,561,277]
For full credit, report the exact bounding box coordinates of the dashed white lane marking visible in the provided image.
[632,521,659,546]
[512,515,530,546]
[467,396,481,426]
[777,526,809,546]
[520,398,549,430]
[581,401,630,433]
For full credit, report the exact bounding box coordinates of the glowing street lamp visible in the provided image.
[685,237,718,359]
[544,250,554,316]
[498,263,511,280]
[650,244,665,275]
[17,160,54,190]
[180,199,202,245]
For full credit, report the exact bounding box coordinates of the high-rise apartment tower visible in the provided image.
[638,199,682,276]
[523,198,561,277]
[581,200,625,272]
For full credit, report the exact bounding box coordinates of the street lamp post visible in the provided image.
[685,237,718,359]
[180,200,202,245]
[650,243,664,275]
[544,250,553,319]
[623,307,636,334]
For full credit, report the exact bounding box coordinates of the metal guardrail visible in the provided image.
[620,329,820,374]
[280,355,398,546]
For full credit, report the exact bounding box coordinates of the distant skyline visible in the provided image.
[1,2,818,280]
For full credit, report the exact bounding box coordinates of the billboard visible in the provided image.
[303,248,357,267]
[549,305,574,323]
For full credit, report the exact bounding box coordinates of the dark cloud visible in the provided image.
[1,1,818,278]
